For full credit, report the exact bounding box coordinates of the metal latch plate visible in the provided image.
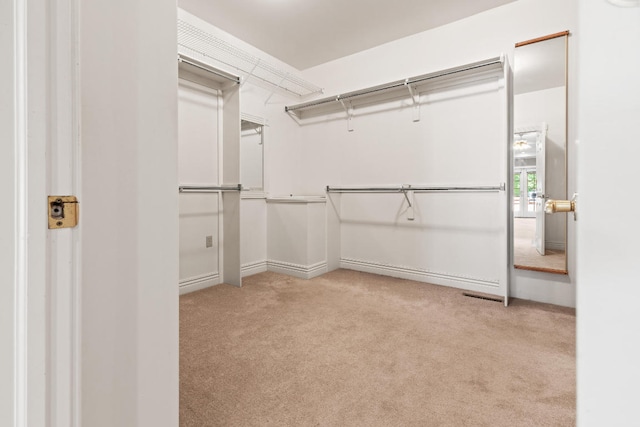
[48,196,79,229]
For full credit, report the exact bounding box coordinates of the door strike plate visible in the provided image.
[48,196,79,229]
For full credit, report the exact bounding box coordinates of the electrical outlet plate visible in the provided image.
[206,236,213,248]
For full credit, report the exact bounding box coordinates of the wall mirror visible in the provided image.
[240,117,265,192]
[513,31,568,274]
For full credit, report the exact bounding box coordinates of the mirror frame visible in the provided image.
[512,30,569,274]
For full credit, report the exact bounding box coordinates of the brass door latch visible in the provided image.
[48,196,79,229]
[545,193,577,221]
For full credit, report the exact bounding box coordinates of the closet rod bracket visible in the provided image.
[401,185,415,220]
[405,79,420,122]
[338,98,354,132]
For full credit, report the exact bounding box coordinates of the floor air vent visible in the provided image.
[463,292,504,303]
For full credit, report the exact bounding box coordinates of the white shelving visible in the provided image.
[178,19,323,99]
[285,56,505,122]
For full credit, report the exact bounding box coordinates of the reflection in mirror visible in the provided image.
[240,118,264,192]
[513,32,568,274]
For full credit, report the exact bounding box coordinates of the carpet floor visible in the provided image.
[180,270,575,426]
[514,218,566,272]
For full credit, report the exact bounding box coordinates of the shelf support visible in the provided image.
[265,72,289,105]
[405,79,420,122]
[240,59,260,88]
[338,98,354,132]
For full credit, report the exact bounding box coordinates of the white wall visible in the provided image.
[178,8,306,197]
[267,200,328,278]
[241,198,268,275]
[0,0,17,423]
[298,0,577,306]
[240,129,264,190]
[80,1,178,425]
[302,79,509,296]
[178,2,578,306]
[577,1,640,425]
[178,82,222,292]
[177,10,315,278]
[238,73,305,197]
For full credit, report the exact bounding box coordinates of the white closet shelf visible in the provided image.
[178,19,323,99]
[285,55,505,119]
[178,55,240,91]
[266,196,327,204]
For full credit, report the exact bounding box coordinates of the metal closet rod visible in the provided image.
[285,56,503,113]
[326,183,506,193]
[178,55,240,84]
[179,184,242,193]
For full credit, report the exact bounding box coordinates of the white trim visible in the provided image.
[71,0,82,421]
[14,0,28,424]
[545,240,566,251]
[340,258,501,294]
[241,260,268,277]
[179,272,222,295]
[267,260,328,279]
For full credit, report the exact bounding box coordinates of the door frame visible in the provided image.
[2,0,81,425]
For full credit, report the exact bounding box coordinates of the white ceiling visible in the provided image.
[177,0,517,70]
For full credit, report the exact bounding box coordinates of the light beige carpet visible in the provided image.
[514,218,566,271]
[180,270,575,426]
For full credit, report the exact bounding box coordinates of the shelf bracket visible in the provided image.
[338,98,354,132]
[405,79,420,122]
[401,185,415,220]
[265,72,289,105]
[240,59,260,88]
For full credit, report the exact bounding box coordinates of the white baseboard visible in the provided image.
[340,258,500,295]
[179,272,221,295]
[242,260,268,277]
[545,241,566,251]
[267,260,327,280]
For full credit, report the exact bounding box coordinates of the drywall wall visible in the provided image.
[300,0,577,306]
[0,0,16,422]
[179,1,577,306]
[240,128,264,190]
[177,10,303,285]
[178,81,222,292]
[577,2,640,425]
[302,78,509,296]
[241,198,268,275]
[79,0,178,425]
[267,199,328,279]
